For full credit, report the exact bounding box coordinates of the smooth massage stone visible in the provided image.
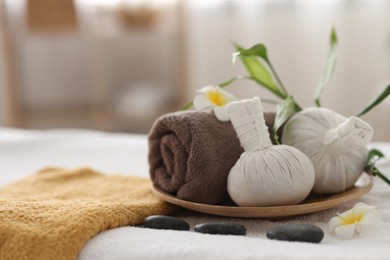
[266,224,324,243]
[143,215,190,231]
[194,222,246,236]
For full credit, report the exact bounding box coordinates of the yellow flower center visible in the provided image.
[207,90,226,106]
[342,213,363,225]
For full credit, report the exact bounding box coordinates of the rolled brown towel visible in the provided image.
[148,111,243,204]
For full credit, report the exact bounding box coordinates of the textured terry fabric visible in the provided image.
[148,111,277,205]
[148,111,243,204]
[0,167,176,260]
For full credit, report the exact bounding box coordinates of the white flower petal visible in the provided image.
[354,202,369,208]
[350,202,381,226]
[328,216,344,233]
[360,210,382,226]
[356,206,378,214]
[198,85,217,94]
[352,202,376,214]
[213,106,230,121]
[193,94,213,110]
[339,207,354,218]
[222,89,237,103]
[334,222,357,239]
[197,86,236,105]
[193,85,236,117]
[328,202,382,239]
[210,86,236,105]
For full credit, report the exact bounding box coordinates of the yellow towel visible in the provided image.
[0,167,177,260]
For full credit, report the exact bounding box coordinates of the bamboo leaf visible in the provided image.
[239,44,269,62]
[234,44,285,98]
[364,148,390,186]
[357,84,390,116]
[314,27,338,107]
[367,148,385,162]
[273,96,298,144]
[364,148,384,175]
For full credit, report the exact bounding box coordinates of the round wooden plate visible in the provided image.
[152,173,374,218]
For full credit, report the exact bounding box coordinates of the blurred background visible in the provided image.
[0,0,390,140]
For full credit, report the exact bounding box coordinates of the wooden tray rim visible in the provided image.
[152,173,374,218]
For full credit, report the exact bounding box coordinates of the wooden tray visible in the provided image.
[152,173,374,218]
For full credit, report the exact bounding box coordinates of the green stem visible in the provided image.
[182,102,193,110]
[294,102,302,112]
[267,61,289,97]
[251,77,287,99]
[219,75,251,88]
[377,170,390,186]
[261,98,279,105]
[222,77,281,105]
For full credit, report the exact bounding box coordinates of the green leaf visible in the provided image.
[365,148,384,171]
[356,84,390,117]
[364,148,390,186]
[365,148,384,175]
[234,44,285,99]
[367,148,385,163]
[239,44,269,62]
[314,27,338,107]
[273,96,298,144]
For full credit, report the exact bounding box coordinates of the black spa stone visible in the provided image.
[143,215,190,231]
[266,224,324,243]
[194,222,246,236]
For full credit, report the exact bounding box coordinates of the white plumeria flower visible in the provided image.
[193,85,236,121]
[328,202,381,239]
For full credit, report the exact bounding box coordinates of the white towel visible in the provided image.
[79,169,390,260]
[0,128,389,260]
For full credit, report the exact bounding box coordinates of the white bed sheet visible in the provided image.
[0,127,389,260]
